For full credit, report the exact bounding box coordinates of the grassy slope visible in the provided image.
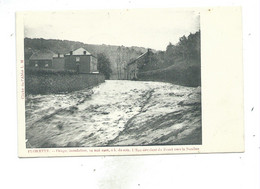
[138,59,201,87]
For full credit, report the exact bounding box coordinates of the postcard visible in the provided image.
[16,7,243,157]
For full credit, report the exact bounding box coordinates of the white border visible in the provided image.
[17,7,244,157]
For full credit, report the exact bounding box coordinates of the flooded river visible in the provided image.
[26,80,201,148]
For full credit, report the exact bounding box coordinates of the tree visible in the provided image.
[97,53,112,79]
[116,47,122,79]
[177,35,188,60]
[165,42,176,65]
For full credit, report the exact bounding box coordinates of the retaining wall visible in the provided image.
[25,70,105,94]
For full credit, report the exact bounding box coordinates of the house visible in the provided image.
[29,49,56,69]
[126,49,152,80]
[28,47,98,74]
[64,47,98,73]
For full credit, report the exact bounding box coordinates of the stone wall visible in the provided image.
[25,70,105,94]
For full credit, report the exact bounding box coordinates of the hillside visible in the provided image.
[24,38,148,79]
[138,59,201,87]
[137,31,201,87]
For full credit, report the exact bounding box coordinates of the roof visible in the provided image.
[65,47,92,56]
[127,51,149,66]
[29,49,56,60]
[53,54,64,58]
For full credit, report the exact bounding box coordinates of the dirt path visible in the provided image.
[26,80,201,148]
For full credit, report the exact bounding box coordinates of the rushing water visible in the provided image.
[26,80,201,148]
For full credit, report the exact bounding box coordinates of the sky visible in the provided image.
[23,9,200,51]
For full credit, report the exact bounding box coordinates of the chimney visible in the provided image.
[83,51,86,55]
[58,53,60,58]
[70,51,73,55]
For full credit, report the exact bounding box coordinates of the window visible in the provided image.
[76,57,80,62]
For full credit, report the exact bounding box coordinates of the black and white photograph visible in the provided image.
[22,9,202,149]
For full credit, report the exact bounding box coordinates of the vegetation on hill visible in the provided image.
[138,30,201,86]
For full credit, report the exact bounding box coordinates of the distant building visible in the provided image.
[64,47,98,73]
[29,49,56,69]
[126,49,152,80]
[28,47,98,74]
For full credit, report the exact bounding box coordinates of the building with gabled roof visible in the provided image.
[64,47,98,73]
[126,49,152,80]
[29,49,56,69]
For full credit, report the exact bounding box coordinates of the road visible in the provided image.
[26,80,201,148]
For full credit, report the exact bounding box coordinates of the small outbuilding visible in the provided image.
[52,53,65,71]
[29,49,56,69]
